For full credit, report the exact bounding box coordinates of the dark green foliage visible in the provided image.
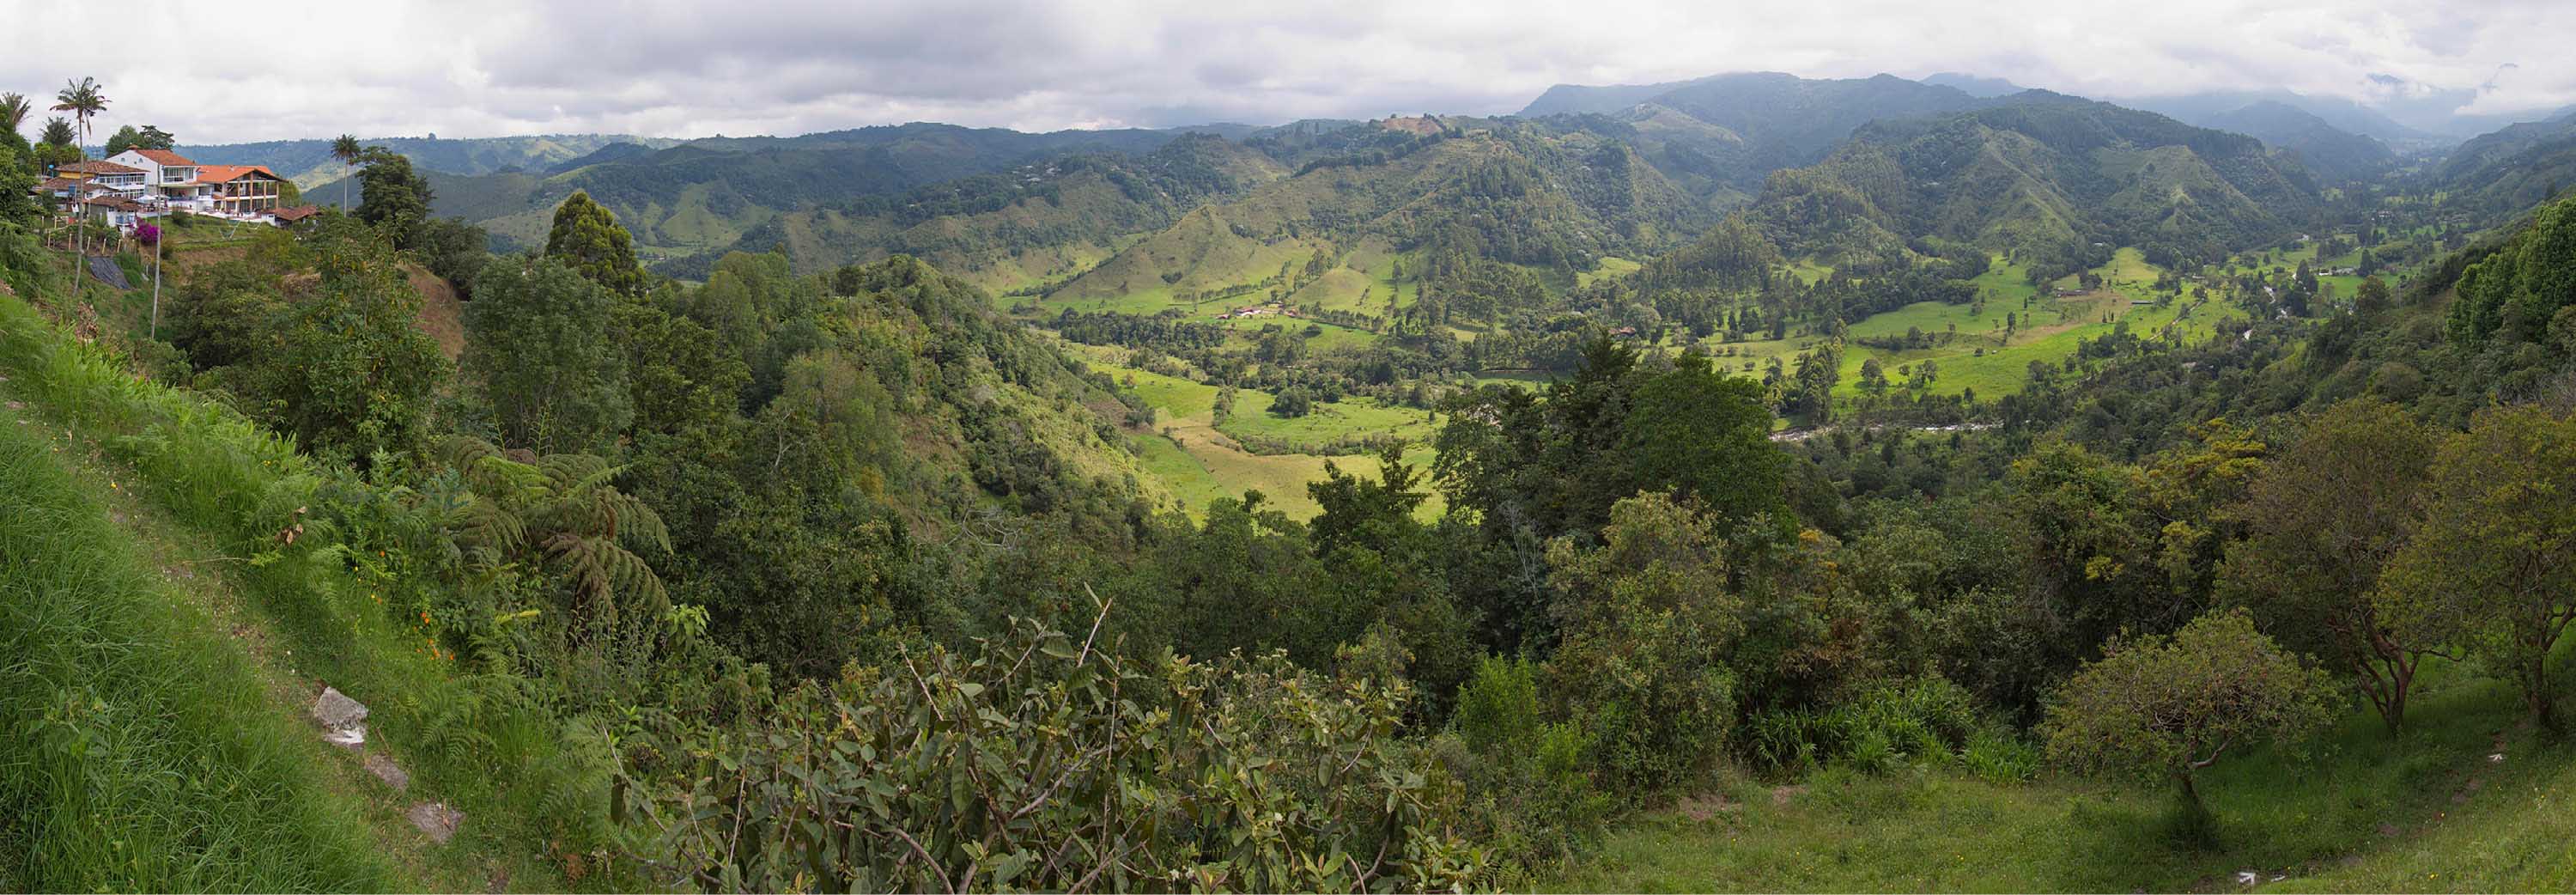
[1543,492,1742,791]
[241,222,451,460]
[464,257,633,454]
[1741,677,1983,773]
[2221,399,2436,733]
[2448,193,2576,349]
[411,216,489,298]
[355,148,434,247]
[101,123,174,156]
[543,191,647,296]
[1623,352,1787,525]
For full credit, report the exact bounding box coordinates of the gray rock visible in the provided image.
[312,686,368,728]
[364,752,410,791]
[408,801,465,843]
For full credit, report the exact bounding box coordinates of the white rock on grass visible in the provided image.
[312,686,368,747]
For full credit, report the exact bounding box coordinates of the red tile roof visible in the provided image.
[197,164,283,184]
[57,160,144,175]
[82,196,144,210]
[270,204,322,222]
[131,149,197,167]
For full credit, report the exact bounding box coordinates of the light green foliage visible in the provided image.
[646,615,1487,892]
[2374,405,2576,729]
[0,408,398,891]
[2041,610,2334,812]
[465,256,633,454]
[544,191,649,296]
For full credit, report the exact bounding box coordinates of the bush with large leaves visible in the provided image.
[642,612,1487,892]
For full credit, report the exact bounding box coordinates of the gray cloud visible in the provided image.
[3,0,2572,143]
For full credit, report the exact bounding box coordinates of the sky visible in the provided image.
[3,0,2572,144]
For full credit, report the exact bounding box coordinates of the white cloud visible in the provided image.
[0,0,2569,143]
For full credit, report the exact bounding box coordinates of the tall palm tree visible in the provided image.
[0,93,30,138]
[331,134,362,209]
[51,76,108,149]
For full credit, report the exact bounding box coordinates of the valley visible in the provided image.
[11,29,2576,895]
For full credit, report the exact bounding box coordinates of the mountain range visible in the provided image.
[194,70,2576,289]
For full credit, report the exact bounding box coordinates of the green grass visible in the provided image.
[0,409,401,892]
[1825,248,2251,401]
[1543,654,2576,892]
[1218,390,1435,451]
[0,289,589,891]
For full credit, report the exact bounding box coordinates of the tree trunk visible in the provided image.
[2527,657,2559,734]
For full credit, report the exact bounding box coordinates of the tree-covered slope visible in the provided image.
[2428,110,2576,223]
[304,123,1212,258]
[1516,72,1989,195]
[178,133,675,186]
[653,134,1291,288]
[1053,118,1706,305]
[2196,100,2397,182]
[1753,92,2325,271]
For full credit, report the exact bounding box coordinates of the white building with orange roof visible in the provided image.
[196,165,289,215]
[104,148,214,210]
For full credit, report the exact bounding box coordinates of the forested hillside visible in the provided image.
[1753,92,2325,274]
[9,52,2576,895]
[180,133,676,186]
[302,123,1215,257]
[657,133,1290,287]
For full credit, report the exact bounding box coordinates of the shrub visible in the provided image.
[645,616,1487,892]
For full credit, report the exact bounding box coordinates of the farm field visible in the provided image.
[1061,247,2268,512]
[1072,344,1441,520]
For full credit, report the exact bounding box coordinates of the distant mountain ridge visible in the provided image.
[175,134,680,187]
[2195,100,2396,181]
[304,123,1222,257]
[1750,91,2325,272]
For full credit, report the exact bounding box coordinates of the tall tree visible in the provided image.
[354,148,432,247]
[103,124,144,156]
[49,77,106,148]
[255,222,452,460]
[331,134,361,209]
[2221,399,2436,733]
[2375,405,2576,732]
[0,93,28,137]
[542,191,647,296]
[465,256,634,454]
[1622,350,1785,527]
[38,117,75,149]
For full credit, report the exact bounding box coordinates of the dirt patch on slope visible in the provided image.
[404,264,465,360]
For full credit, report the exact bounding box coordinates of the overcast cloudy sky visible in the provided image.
[3,0,2571,144]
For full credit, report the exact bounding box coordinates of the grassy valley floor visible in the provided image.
[1543,656,2576,892]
